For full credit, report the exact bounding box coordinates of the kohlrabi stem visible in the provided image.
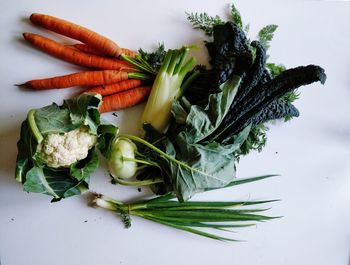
[112,176,164,186]
[120,134,211,177]
[122,157,158,167]
[27,109,43,143]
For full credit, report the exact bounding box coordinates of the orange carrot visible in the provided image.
[73,43,103,55]
[30,13,121,57]
[23,32,134,71]
[121,48,138,58]
[73,43,138,58]
[22,70,129,90]
[99,86,151,113]
[84,79,143,96]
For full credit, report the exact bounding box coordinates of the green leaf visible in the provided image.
[34,104,76,135]
[258,24,278,50]
[63,93,102,134]
[22,150,96,200]
[173,75,241,143]
[70,148,99,181]
[15,120,36,182]
[186,12,225,36]
[230,3,243,29]
[154,126,250,201]
[96,123,119,159]
[266,63,286,78]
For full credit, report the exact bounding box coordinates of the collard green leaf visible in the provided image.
[172,75,241,143]
[152,126,250,201]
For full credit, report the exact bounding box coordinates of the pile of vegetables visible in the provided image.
[15,4,326,241]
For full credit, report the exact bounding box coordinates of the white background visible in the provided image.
[1,1,350,264]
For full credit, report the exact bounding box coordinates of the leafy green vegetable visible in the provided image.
[186,12,225,36]
[230,3,243,29]
[138,43,167,72]
[92,175,278,241]
[15,93,117,201]
[258,24,278,50]
[239,124,268,156]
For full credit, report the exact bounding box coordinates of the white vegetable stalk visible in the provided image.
[140,47,196,134]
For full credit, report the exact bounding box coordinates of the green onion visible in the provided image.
[92,192,279,241]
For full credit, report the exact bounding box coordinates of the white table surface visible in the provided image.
[1,1,350,264]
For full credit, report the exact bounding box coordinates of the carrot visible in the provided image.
[73,43,138,58]
[22,70,129,90]
[84,79,143,96]
[121,48,138,58]
[30,13,121,57]
[99,86,151,113]
[72,43,103,55]
[23,32,134,71]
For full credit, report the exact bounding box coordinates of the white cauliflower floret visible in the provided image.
[37,127,97,168]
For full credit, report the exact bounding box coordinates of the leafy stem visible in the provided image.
[120,134,211,177]
[27,109,43,143]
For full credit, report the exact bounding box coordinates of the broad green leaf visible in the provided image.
[70,148,99,181]
[34,104,76,135]
[23,165,91,200]
[173,75,241,143]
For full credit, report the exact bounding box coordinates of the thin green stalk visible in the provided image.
[120,134,211,177]
[122,156,158,167]
[112,176,164,186]
[120,54,156,75]
[27,109,43,143]
[127,72,152,80]
[142,215,238,241]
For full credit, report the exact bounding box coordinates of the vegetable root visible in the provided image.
[21,70,129,90]
[30,13,122,57]
[23,32,134,71]
[73,43,138,58]
[84,79,143,96]
[99,86,151,113]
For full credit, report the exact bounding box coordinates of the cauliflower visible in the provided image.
[37,126,97,168]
